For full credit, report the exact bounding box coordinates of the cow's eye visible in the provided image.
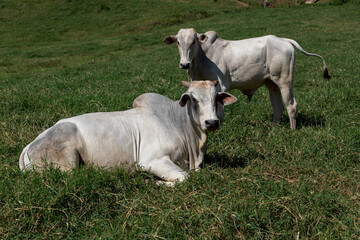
[177,40,180,45]
[192,40,196,45]
[191,97,199,111]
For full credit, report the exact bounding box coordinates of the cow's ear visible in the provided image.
[198,34,208,43]
[163,35,177,45]
[217,92,237,106]
[181,81,191,88]
[179,93,190,107]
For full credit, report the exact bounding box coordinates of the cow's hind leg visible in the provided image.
[265,79,284,125]
[26,122,83,171]
[268,45,298,129]
[139,156,188,186]
[279,85,297,130]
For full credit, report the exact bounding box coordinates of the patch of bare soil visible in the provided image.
[236,0,250,7]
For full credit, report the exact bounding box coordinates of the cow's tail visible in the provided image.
[19,144,31,171]
[282,38,331,79]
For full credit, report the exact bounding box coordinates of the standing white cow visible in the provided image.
[164,28,330,129]
[19,81,237,186]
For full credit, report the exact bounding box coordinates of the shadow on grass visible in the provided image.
[204,153,249,169]
[266,111,326,129]
[296,112,326,129]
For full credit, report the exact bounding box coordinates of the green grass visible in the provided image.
[1,0,360,239]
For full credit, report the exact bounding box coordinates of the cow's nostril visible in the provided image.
[205,119,220,131]
[180,63,190,69]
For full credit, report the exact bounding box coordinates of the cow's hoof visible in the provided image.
[156,180,176,187]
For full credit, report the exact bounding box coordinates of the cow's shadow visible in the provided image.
[268,111,326,129]
[296,112,326,128]
[203,152,248,169]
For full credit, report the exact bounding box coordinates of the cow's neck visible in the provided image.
[188,44,208,80]
[183,104,207,170]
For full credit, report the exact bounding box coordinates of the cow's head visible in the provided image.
[179,80,237,132]
[163,28,207,69]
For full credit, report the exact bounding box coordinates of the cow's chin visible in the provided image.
[205,126,219,133]
[202,125,219,133]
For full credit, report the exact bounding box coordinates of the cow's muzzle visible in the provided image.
[179,62,190,69]
[204,119,220,131]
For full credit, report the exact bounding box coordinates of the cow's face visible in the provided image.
[164,28,207,69]
[179,81,237,132]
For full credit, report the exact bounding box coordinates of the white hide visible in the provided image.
[19,81,237,186]
[164,28,330,129]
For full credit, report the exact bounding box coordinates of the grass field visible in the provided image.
[1,0,360,239]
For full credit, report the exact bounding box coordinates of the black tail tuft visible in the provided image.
[324,68,331,79]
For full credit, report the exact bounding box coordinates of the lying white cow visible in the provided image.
[164,28,330,129]
[19,81,237,186]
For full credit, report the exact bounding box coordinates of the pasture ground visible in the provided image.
[1,0,359,239]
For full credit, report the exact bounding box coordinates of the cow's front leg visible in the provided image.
[139,156,188,186]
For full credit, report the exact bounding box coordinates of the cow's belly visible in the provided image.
[222,38,270,91]
[79,124,137,169]
[84,131,136,169]
[228,63,268,91]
